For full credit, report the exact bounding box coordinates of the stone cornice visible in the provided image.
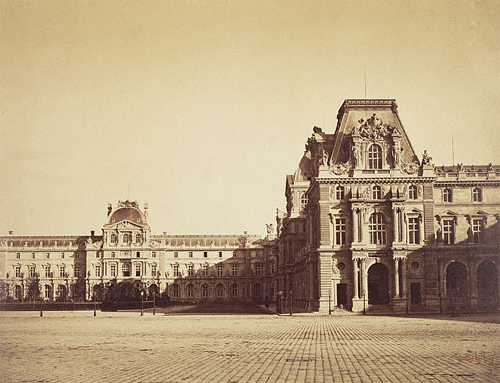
[434,180,500,187]
[315,177,436,185]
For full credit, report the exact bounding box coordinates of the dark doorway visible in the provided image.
[410,283,421,306]
[477,261,498,308]
[446,262,467,309]
[368,263,390,304]
[337,283,348,308]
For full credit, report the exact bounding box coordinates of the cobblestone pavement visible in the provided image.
[0,311,498,383]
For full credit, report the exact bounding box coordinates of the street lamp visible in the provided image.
[141,290,144,316]
[153,290,156,316]
[328,289,332,315]
[93,294,96,317]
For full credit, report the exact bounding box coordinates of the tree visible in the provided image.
[0,280,10,301]
[25,274,41,302]
[70,278,86,302]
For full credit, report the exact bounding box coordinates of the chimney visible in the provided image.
[91,230,95,237]
[8,230,13,235]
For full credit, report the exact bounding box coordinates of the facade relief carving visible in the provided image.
[329,161,351,175]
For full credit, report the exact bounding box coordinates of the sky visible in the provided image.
[1,0,499,236]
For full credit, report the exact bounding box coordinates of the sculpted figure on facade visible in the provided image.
[329,161,351,175]
[422,150,433,166]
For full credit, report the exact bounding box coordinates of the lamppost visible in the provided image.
[328,289,332,315]
[363,290,366,315]
[141,290,144,316]
[153,290,156,316]
[289,290,293,316]
[93,294,96,317]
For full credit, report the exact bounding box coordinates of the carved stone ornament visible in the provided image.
[354,113,398,140]
[117,200,139,208]
[400,159,420,174]
[329,161,351,175]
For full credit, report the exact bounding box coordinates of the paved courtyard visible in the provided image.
[0,311,498,383]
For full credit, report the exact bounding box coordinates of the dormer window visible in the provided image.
[135,233,142,243]
[110,233,117,244]
[408,185,418,200]
[300,193,308,210]
[472,187,482,202]
[372,186,382,199]
[443,188,452,203]
[368,144,382,169]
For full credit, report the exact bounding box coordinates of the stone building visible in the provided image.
[0,200,277,303]
[276,99,500,313]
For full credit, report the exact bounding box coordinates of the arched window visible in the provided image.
[215,284,224,298]
[135,233,142,243]
[14,285,22,300]
[110,233,117,244]
[201,284,210,299]
[186,284,194,298]
[372,185,382,199]
[123,233,131,244]
[369,213,387,244]
[443,188,452,202]
[409,185,418,200]
[172,284,180,298]
[231,283,238,298]
[368,144,382,169]
[336,186,345,200]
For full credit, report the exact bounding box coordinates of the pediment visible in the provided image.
[443,210,459,216]
[104,220,148,230]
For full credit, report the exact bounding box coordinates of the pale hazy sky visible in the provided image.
[1,0,499,236]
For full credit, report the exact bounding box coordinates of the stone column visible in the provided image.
[394,258,400,298]
[393,208,399,243]
[401,210,407,244]
[360,209,368,245]
[352,209,359,243]
[361,259,368,301]
[353,260,359,299]
[401,258,407,297]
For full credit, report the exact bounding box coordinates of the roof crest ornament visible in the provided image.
[117,200,139,208]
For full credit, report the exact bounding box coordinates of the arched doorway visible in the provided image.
[253,283,262,300]
[57,285,67,301]
[477,261,498,308]
[446,262,467,309]
[368,263,390,304]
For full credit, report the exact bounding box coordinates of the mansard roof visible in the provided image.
[330,99,418,166]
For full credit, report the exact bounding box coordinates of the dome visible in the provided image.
[109,207,144,224]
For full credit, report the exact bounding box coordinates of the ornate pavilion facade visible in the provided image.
[0,201,276,303]
[275,99,500,313]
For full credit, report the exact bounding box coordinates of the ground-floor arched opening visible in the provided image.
[368,263,390,305]
[477,261,498,308]
[56,285,67,301]
[446,261,467,309]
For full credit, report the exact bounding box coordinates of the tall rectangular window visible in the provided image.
[408,217,420,244]
[29,265,36,278]
[443,220,455,245]
[44,266,51,278]
[59,266,65,278]
[472,219,484,243]
[443,188,452,202]
[335,218,347,245]
[189,252,193,258]
[15,265,21,278]
[217,264,223,276]
[122,263,130,277]
[232,264,238,276]
[74,265,80,277]
[151,264,157,277]
[188,264,194,276]
[110,264,116,277]
[255,264,261,276]
[202,264,208,276]
[173,265,179,277]
[472,187,482,202]
[135,264,141,277]
[95,265,101,277]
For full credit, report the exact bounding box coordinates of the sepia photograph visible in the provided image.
[1,1,499,382]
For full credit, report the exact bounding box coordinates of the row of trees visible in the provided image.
[0,276,86,302]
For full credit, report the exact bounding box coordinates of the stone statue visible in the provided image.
[422,150,433,166]
[266,223,274,236]
[322,150,329,166]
